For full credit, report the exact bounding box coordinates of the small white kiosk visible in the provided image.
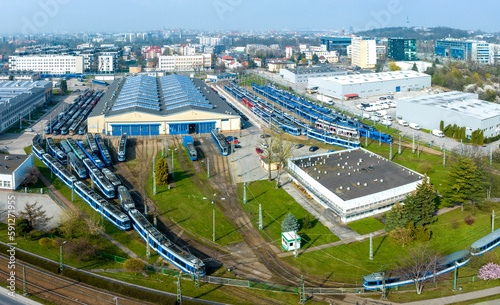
[281,231,301,251]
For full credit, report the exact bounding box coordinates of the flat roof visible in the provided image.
[90,75,238,119]
[318,70,430,85]
[292,149,422,201]
[0,154,30,175]
[398,91,500,120]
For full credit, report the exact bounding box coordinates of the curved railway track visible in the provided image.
[0,254,152,305]
[171,134,347,288]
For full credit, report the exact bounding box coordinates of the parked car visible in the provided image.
[260,142,268,148]
[309,146,319,152]
[432,129,445,138]
[295,144,304,149]
[25,128,34,132]
[379,97,387,100]
[409,122,421,130]
[255,148,263,154]
[328,149,336,153]
[398,120,408,127]
[260,134,270,138]
[227,139,239,144]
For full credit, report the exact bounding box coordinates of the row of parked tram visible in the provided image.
[31,134,206,276]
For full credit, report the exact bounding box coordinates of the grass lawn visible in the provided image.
[283,202,500,284]
[148,148,243,247]
[239,180,340,249]
[347,218,385,235]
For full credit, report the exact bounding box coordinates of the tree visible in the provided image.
[65,238,99,262]
[261,128,278,182]
[155,158,169,186]
[411,63,418,71]
[302,215,313,230]
[439,120,444,131]
[39,237,53,248]
[17,201,52,230]
[478,262,500,284]
[59,211,102,239]
[300,58,307,65]
[445,157,485,211]
[21,166,39,187]
[282,213,300,232]
[273,135,295,189]
[16,218,32,237]
[385,202,408,232]
[124,259,145,275]
[59,79,67,95]
[389,62,401,71]
[311,54,319,65]
[389,226,413,247]
[404,175,436,226]
[8,75,14,81]
[394,244,440,294]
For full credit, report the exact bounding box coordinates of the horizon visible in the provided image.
[1,0,498,36]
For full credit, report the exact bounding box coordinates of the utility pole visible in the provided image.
[460,139,463,157]
[389,142,392,160]
[153,156,156,196]
[399,136,401,155]
[243,182,247,204]
[146,231,151,258]
[259,204,263,230]
[369,233,373,260]
[194,260,201,287]
[176,272,182,304]
[299,275,306,304]
[381,271,387,299]
[23,266,27,296]
[443,145,446,167]
[453,261,458,291]
[365,131,368,147]
[412,133,415,154]
[71,181,74,202]
[203,194,225,242]
[493,210,495,233]
[207,158,210,178]
[294,230,299,258]
[490,146,493,166]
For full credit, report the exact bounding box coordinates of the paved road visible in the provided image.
[0,287,41,305]
[404,285,500,305]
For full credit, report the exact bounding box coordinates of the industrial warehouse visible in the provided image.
[87,74,240,135]
[0,80,52,132]
[396,91,500,138]
[288,148,424,223]
[309,70,431,99]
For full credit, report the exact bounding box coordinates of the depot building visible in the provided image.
[288,148,424,223]
[87,74,240,136]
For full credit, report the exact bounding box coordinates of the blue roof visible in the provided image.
[471,228,500,250]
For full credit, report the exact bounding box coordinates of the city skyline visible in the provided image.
[1,0,499,35]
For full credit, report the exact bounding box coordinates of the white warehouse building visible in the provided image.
[9,55,84,74]
[397,91,500,138]
[309,70,431,99]
[288,148,424,223]
[279,66,348,84]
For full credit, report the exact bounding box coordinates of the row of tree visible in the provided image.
[439,121,484,145]
[155,158,169,186]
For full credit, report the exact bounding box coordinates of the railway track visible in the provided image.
[0,254,152,305]
[171,133,340,288]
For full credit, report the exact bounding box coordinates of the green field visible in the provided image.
[148,148,243,246]
[347,217,385,235]
[239,180,340,249]
[283,203,500,284]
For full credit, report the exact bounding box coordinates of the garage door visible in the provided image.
[111,124,160,136]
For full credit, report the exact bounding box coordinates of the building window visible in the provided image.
[4,181,10,188]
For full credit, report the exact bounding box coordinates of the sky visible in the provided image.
[1,0,499,35]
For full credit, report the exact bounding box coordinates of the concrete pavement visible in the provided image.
[0,287,42,305]
[403,286,500,305]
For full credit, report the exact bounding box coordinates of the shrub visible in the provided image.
[65,238,100,262]
[413,225,432,242]
[123,259,145,275]
[302,215,313,230]
[52,237,64,248]
[452,219,460,230]
[465,213,475,225]
[39,237,53,248]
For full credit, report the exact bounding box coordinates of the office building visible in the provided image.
[158,54,212,72]
[9,55,84,74]
[320,37,352,54]
[0,80,52,132]
[388,38,417,61]
[98,55,115,73]
[435,39,500,65]
[396,92,500,138]
[351,37,377,69]
[288,148,424,223]
[309,70,431,99]
[0,154,34,190]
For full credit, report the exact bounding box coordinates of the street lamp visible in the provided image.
[60,241,67,272]
[203,194,225,242]
[113,297,118,305]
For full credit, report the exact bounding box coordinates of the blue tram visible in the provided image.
[117,185,135,211]
[47,138,67,165]
[82,158,115,199]
[74,181,130,230]
[77,139,105,169]
[41,153,77,188]
[470,228,500,256]
[118,133,127,162]
[67,152,87,179]
[211,129,229,156]
[95,133,112,167]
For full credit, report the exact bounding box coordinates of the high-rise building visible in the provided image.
[388,38,417,61]
[285,46,293,59]
[351,36,376,69]
[320,37,352,54]
[435,39,500,65]
[98,55,115,73]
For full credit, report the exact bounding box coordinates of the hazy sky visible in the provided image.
[2,0,499,35]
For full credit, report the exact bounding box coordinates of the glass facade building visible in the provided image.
[388,38,417,61]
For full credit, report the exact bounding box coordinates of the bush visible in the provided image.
[52,237,64,248]
[465,213,475,225]
[417,161,434,174]
[413,225,432,242]
[302,215,313,230]
[65,238,100,262]
[123,259,145,275]
[452,219,460,230]
[39,237,53,248]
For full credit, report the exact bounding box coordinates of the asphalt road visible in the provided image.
[0,287,40,305]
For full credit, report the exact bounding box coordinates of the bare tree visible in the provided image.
[21,166,39,187]
[273,135,295,189]
[260,128,278,182]
[17,201,52,230]
[394,244,440,295]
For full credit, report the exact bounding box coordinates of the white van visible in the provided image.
[381,119,392,126]
[398,120,409,127]
[432,129,445,138]
[362,113,370,119]
[409,122,421,130]
[371,116,380,122]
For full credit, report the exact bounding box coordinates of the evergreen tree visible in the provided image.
[439,120,444,131]
[479,130,484,145]
[413,175,436,225]
[312,54,319,65]
[385,202,408,232]
[411,63,419,71]
[445,157,485,210]
[60,79,67,95]
[282,213,300,232]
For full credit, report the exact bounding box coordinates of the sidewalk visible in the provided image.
[0,286,42,305]
[404,286,500,305]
